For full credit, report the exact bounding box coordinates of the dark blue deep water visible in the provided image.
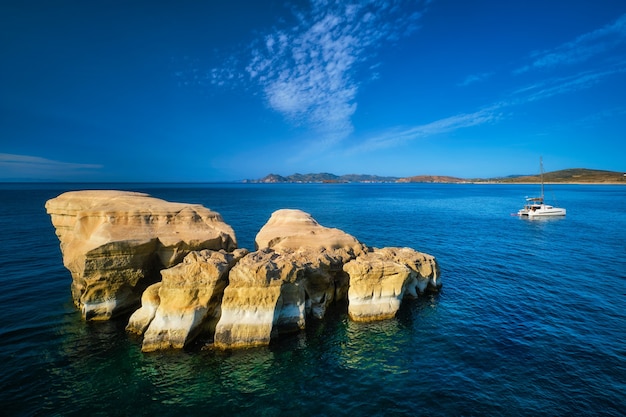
[1,183,625,416]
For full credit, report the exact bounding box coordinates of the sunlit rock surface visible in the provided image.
[343,247,440,322]
[47,193,442,350]
[213,249,306,349]
[136,249,248,352]
[255,209,365,260]
[45,190,237,320]
[343,252,411,322]
[212,209,369,349]
[126,282,161,335]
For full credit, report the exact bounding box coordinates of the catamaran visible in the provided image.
[518,158,566,218]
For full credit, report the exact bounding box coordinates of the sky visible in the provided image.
[1,0,625,182]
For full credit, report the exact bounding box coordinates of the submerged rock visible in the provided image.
[45,190,237,320]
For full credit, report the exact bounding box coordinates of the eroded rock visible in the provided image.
[45,190,237,320]
[255,209,365,260]
[135,249,248,352]
[343,247,441,322]
[126,282,161,335]
[213,249,306,349]
[48,194,442,351]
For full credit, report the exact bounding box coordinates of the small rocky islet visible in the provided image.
[46,190,441,352]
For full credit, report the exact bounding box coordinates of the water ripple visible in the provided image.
[1,184,625,416]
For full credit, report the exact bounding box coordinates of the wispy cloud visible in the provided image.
[348,58,626,155]
[515,13,626,74]
[208,0,428,145]
[513,64,626,102]
[349,106,503,153]
[0,153,102,179]
[458,72,494,87]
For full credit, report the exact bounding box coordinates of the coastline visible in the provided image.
[466,181,626,185]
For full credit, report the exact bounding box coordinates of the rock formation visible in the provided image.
[126,282,161,335]
[47,193,442,350]
[45,190,237,320]
[213,249,306,348]
[343,247,440,322]
[128,249,248,352]
[212,209,367,348]
[255,209,365,259]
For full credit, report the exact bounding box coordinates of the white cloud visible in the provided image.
[349,106,502,153]
[212,0,427,146]
[511,63,626,103]
[0,153,102,179]
[336,11,626,157]
[515,13,626,74]
[458,72,494,87]
[347,57,626,155]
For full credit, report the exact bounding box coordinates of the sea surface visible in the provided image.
[1,182,624,416]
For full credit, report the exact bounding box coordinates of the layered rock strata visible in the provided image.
[45,190,237,320]
[128,249,248,351]
[213,249,306,348]
[47,193,442,351]
[214,209,366,348]
[343,247,440,322]
[255,209,365,259]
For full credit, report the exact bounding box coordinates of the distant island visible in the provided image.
[244,169,626,184]
[245,173,400,183]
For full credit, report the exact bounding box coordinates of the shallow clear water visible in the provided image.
[1,183,624,416]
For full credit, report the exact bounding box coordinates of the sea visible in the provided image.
[0,182,624,417]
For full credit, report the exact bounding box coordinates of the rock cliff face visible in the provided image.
[214,210,441,347]
[47,192,441,351]
[343,247,440,322]
[128,249,248,352]
[212,209,364,348]
[45,190,237,320]
[213,249,306,348]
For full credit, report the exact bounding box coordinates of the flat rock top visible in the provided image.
[46,190,205,213]
[46,190,237,251]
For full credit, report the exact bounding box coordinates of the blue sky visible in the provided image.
[1,0,625,182]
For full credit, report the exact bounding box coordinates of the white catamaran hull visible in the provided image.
[521,205,566,217]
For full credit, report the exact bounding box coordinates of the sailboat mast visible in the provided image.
[539,156,543,203]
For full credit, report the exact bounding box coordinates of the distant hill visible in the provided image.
[397,175,466,183]
[247,173,399,183]
[246,169,625,184]
[493,168,625,183]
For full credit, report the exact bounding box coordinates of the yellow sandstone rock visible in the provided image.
[213,249,306,348]
[255,209,365,259]
[343,247,441,322]
[126,282,161,334]
[47,196,442,350]
[45,190,237,320]
[136,249,248,352]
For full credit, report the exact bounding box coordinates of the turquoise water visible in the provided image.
[1,183,624,416]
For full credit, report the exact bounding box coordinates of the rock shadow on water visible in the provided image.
[395,291,442,327]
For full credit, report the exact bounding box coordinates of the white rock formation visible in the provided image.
[213,249,307,349]
[47,194,443,350]
[130,249,248,352]
[45,190,237,320]
[343,247,441,322]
